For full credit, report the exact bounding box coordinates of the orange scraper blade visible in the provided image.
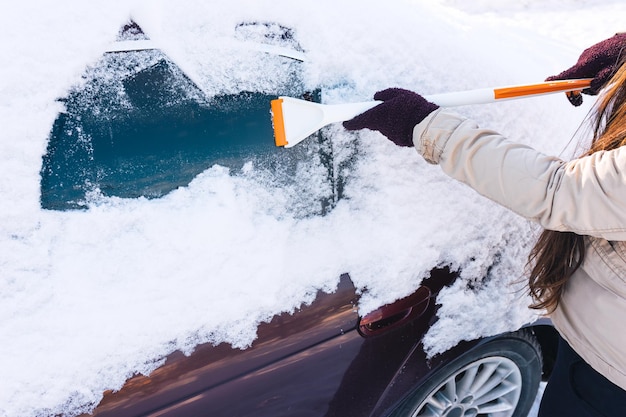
[271,98,288,147]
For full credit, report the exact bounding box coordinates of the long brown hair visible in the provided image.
[528,60,626,312]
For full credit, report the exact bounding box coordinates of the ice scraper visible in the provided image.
[271,78,592,148]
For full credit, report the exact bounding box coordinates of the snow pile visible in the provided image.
[1,0,623,416]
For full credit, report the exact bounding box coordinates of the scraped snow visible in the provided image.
[1,0,623,416]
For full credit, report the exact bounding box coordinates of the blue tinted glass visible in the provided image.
[40,53,326,211]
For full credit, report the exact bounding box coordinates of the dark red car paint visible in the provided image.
[82,269,459,417]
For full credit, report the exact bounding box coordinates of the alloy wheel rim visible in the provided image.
[411,356,523,417]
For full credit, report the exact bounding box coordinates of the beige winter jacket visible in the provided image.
[414,109,626,390]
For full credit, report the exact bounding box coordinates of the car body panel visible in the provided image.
[83,269,458,417]
[89,274,359,416]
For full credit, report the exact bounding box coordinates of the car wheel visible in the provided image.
[392,329,542,417]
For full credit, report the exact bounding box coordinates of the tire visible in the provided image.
[391,329,542,417]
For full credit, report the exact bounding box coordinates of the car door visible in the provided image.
[84,272,445,417]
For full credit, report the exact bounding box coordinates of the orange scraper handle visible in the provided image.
[493,79,591,99]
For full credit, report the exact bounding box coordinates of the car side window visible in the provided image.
[40,21,337,216]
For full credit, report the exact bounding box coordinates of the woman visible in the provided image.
[343,33,626,416]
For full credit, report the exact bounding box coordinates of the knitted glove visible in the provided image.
[546,33,626,106]
[343,88,439,147]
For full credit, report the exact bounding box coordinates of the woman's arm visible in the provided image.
[415,110,626,240]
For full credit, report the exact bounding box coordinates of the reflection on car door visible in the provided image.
[89,274,361,416]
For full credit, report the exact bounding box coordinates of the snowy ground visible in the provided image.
[1,0,624,416]
[527,382,547,417]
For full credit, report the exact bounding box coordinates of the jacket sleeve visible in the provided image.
[413,109,626,241]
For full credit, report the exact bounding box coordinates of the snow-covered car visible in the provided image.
[41,20,558,417]
[81,269,557,417]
